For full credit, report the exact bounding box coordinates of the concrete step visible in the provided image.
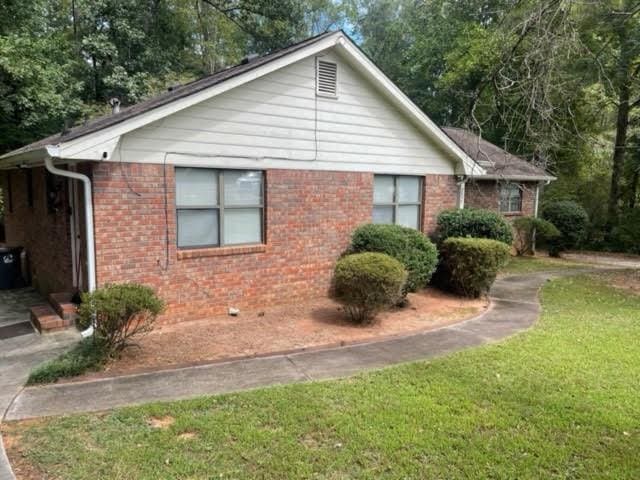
[30,304,73,333]
[48,292,78,324]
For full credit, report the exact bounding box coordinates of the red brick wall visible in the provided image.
[1,167,73,294]
[422,174,459,234]
[465,180,537,217]
[92,163,376,323]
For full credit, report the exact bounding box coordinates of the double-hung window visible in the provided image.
[499,183,522,213]
[372,175,423,229]
[176,168,264,248]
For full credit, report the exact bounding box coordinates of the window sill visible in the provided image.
[177,244,267,260]
[502,211,523,217]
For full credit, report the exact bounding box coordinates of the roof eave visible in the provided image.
[0,146,55,169]
[471,174,557,182]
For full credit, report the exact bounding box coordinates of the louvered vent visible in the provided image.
[316,60,338,97]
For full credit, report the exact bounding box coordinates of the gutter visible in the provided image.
[44,150,96,338]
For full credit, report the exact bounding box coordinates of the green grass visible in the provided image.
[8,275,640,479]
[26,338,108,385]
[501,255,587,274]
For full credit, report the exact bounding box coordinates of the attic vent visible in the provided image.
[316,59,338,97]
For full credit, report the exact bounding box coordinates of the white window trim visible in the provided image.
[175,168,265,249]
[373,174,423,229]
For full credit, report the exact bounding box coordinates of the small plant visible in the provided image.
[77,283,165,355]
[349,224,438,298]
[436,208,514,245]
[333,252,407,324]
[439,237,511,298]
[542,201,589,256]
[513,216,560,256]
[27,338,109,384]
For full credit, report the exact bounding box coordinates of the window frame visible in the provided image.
[372,174,424,230]
[499,182,523,214]
[175,168,265,250]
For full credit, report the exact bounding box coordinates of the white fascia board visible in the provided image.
[334,39,485,177]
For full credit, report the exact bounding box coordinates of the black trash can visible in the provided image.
[0,247,22,290]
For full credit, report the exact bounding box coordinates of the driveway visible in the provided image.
[0,288,79,480]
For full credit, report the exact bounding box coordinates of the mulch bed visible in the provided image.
[66,287,487,382]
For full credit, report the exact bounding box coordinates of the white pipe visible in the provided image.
[456,176,467,209]
[44,156,96,338]
[67,168,78,289]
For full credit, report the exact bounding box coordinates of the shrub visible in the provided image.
[513,216,560,256]
[542,201,589,256]
[77,283,165,355]
[350,224,438,297]
[608,208,640,254]
[439,238,511,298]
[27,338,108,384]
[436,208,513,245]
[333,252,407,324]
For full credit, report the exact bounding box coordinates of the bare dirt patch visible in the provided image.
[589,269,640,295]
[147,416,175,429]
[177,431,198,440]
[1,422,50,480]
[65,287,486,382]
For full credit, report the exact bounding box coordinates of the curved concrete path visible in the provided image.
[3,271,560,424]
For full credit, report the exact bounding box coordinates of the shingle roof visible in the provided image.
[6,30,339,157]
[442,127,555,181]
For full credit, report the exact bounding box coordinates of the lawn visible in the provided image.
[501,254,587,274]
[4,274,640,479]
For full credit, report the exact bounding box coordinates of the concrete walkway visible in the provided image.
[3,271,555,423]
[0,289,79,480]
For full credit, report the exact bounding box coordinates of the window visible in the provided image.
[316,59,338,97]
[372,175,422,229]
[500,183,522,213]
[26,169,33,208]
[176,168,264,248]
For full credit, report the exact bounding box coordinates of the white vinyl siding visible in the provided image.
[176,168,263,248]
[372,175,422,229]
[117,49,457,175]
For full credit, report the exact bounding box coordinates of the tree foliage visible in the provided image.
[1,0,639,252]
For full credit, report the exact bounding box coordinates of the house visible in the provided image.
[443,127,555,217]
[0,31,553,328]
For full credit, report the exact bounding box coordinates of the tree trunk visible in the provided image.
[629,167,639,209]
[608,82,630,220]
[607,12,633,222]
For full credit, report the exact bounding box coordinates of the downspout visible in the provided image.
[532,180,550,253]
[44,155,96,338]
[456,176,468,209]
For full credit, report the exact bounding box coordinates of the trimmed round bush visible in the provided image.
[350,224,438,297]
[436,208,513,245]
[542,201,589,256]
[439,238,511,298]
[513,216,560,256]
[333,252,407,324]
[77,283,165,355]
